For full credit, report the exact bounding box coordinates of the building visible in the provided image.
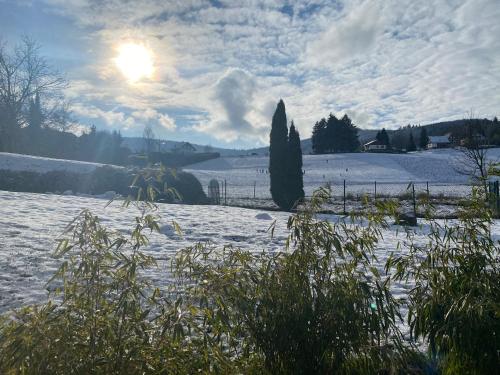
[173,142,196,154]
[363,139,387,152]
[427,136,451,149]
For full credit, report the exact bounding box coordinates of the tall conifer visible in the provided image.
[287,121,304,208]
[269,100,289,209]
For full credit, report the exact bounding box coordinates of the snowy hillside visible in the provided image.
[185,148,500,198]
[0,152,122,174]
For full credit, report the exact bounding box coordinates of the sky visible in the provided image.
[1,0,499,149]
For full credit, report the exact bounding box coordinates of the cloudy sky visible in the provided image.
[1,0,499,149]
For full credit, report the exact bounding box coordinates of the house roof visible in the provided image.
[428,136,450,143]
[364,139,386,146]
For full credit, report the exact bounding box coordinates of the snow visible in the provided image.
[0,152,123,174]
[1,190,499,343]
[2,149,500,348]
[0,191,290,313]
[185,148,500,198]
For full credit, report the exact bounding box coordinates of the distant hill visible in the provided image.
[122,137,248,157]
[123,118,498,157]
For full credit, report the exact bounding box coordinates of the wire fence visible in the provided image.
[203,179,474,203]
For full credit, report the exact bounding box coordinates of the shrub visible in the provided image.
[0,188,416,374]
[83,166,131,195]
[164,170,208,204]
[387,190,500,374]
[131,167,207,205]
[0,199,222,374]
[0,169,82,194]
[172,188,414,374]
[0,166,207,205]
[3,187,497,374]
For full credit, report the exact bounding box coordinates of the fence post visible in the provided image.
[426,181,429,198]
[253,181,256,199]
[224,179,227,205]
[343,179,346,215]
[412,182,417,218]
[496,181,499,215]
[374,181,377,200]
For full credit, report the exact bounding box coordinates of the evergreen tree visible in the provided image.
[419,127,429,150]
[340,114,360,152]
[269,99,289,210]
[312,114,359,154]
[287,121,304,209]
[376,128,390,149]
[324,114,337,152]
[312,119,327,154]
[407,131,417,151]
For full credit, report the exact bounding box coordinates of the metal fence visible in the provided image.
[203,180,474,204]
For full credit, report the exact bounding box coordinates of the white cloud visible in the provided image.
[158,113,176,130]
[26,0,500,146]
[305,0,383,67]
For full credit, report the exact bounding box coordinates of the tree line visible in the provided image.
[311,114,360,153]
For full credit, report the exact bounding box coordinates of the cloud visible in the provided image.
[72,104,134,128]
[213,68,256,133]
[9,0,498,147]
[305,1,383,67]
[131,108,177,131]
[158,113,176,130]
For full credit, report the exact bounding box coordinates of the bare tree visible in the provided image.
[455,113,491,195]
[0,37,66,151]
[143,123,156,155]
[46,101,73,132]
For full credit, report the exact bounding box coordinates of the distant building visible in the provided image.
[173,142,196,154]
[427,136,451,149]
[363,139,387,151]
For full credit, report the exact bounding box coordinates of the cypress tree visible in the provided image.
[269,99,289,209]
[287,121,304,209]
[419,127,429,150]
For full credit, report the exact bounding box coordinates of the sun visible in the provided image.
[114,43,155,83]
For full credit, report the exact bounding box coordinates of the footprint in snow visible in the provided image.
[255,213,273,220]
[159,224,181,238]
[222,235,249,242]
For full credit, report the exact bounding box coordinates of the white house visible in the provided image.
[427,136,451,149]
[363,139,387,151]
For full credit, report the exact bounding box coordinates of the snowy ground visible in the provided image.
[0,152,122,174]
[0,191,290,313]
[185,148,500,199]
[2,190,499,342]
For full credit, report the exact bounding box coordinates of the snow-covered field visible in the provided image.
[0,152,122,174]
[2,190,499,341]
[0,191,289,313]
[185,149,500,198]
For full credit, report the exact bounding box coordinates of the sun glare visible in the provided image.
[114,43,154,83]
